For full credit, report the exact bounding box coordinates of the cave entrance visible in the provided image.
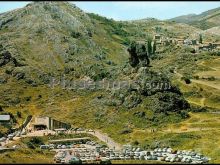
[34,124,47,131]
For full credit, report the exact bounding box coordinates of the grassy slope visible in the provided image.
[147,45,220,163]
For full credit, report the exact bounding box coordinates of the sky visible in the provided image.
[0,1,220,20]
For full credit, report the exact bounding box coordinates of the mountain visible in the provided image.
[0,1,191,134]
[0,1,129,85]
[0,1,205,87]
[168,14,197,23]
[170,7,220,30]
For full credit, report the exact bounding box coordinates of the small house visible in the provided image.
[176,39,184,45]
[213,42,220,49]
[154,34,161,40]
[183,39,192,45]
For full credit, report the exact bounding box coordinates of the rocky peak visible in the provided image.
[0,1,93,35]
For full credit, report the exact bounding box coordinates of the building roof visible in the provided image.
[0,115,10,121]
[213,42,220,45]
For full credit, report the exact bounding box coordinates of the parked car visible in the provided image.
[77,128,84,131]
[40,145,49,149]
[61,145,66,149]
[61,158,66,164]
[7,134,14,140]
[0,137,6,142]
[57,145,62,149]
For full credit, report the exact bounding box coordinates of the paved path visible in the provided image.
[87,130,122,150]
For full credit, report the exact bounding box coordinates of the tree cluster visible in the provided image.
[127,41,150,67]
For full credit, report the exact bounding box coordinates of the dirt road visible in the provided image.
[174,67,220,90]
[191,79,220,90]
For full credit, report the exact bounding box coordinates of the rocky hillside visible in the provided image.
[170,7,220,30]
[0,1,128,86]
[0,1,197,135]
[0,1,206,87]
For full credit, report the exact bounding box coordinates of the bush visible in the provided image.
[26,137,44,149]
[0,105,3,112]
[30,137,44,145]
[17,111,21,118]
[132,140,140,146]
[181,77,191,84]
[193,75,199,80]
[8,113,17,123]
[120,128,132,134]
[179,111,190,119]
[26,141,35,149]
[207,76,215,81]
[5,66,14,74]
[71,31,81,38]
[24,96,31,101]
[133,111,146,118]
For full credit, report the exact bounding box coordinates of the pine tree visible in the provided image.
[199,34,203,44]
[152,40,156,55]
[147,37,152,56]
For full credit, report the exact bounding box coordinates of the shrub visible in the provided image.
[194,75,199,80]
[8,113,17,123]
[25,96,31,101]
[207,76,215,81]
[169,67,174,73]
[25,137,44,149]
[0,105,3,112]
[30,137,44,145]
[120,128,132,134]
[26,141,35,149]
[132,140,139,146]
[181,77,191,84]
[179,111,190,119]
[71,31,81,38]
[5,66,14,74]
[133,111,146,118]
[17,111,21,118]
